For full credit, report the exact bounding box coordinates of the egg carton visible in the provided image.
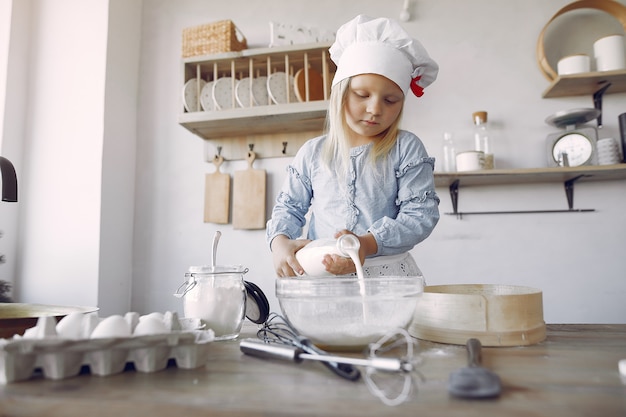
[0,311,215,384]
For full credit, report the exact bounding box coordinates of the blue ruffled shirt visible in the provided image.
[266,130,440,257]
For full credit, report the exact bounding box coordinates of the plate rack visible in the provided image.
[179,43,336,160]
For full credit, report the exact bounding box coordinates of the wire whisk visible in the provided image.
[249,313,424,405]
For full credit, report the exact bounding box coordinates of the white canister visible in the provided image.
[456,151,485,172]
[557,54,590,75]
[594,34,626,71]
[596,138,621,165]
[177,265,248,340]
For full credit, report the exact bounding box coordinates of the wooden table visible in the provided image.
[0,324,624,416]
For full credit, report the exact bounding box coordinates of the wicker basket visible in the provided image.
[182,20,247,58]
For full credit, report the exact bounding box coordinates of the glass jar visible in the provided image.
[177,265,248,340]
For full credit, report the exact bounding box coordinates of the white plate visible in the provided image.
[235,78,255,108]
[236,76,270,107]
[267,72,297,104]
[200,81,215,111]
[212,77,237,110]
[252,76,269,106]
[182,78,206,112]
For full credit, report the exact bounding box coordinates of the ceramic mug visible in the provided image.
[456,151,485,171]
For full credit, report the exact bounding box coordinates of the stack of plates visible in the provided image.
[597,138,622,165]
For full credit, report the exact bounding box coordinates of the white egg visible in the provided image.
[140,312,164,322]
[164,311,182,331]
[125,312,140,333]
[90,315,131,338]
[133,316,168,336]
[56,312,85,339]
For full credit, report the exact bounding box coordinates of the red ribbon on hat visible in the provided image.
[410,76,424,97]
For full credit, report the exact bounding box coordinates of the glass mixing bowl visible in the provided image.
[276,276,424,350]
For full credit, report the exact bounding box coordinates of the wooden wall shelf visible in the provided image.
[178,43,334,160]
[542,70,626,98]
[434,164,626,217]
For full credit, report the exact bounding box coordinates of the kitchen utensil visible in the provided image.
[240,338,412,373]
[456,151,485,172]
[235,77,255,108]
[177,265,249,340]
[174,230,269,333]
[545,108,600,167]
[294,67,324,102]
[255,312,360,381]
[448,338,502,399]
[212,77,237,110]
[204,154,230,224]
[0,303,98,339]
[253,313,422,405]
[409,284,546,347]
[232,150,266,229]
[276,276,423,350]
[267,72,297,104]
[211,230,221,268]
[182,78,206,112]
[594,34,626,71]
[200,81,215,111]
[557,54,590,76]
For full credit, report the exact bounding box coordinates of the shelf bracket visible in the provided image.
[564,174,590,210]
[593,83,611,128]
[445,175,596,217]
[449,179,460,216]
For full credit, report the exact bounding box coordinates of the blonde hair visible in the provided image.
[321,77,404,179]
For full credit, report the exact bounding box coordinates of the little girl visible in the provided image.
[266,15,440,278]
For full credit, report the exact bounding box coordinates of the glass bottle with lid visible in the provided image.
[473,111,494,169]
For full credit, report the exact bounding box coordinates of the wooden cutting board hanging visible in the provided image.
[232,150,266,229]
[204,155,230,224]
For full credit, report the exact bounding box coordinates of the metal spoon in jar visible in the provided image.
[211,231,221,269]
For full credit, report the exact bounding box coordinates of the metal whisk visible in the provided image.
[243,313,423,405]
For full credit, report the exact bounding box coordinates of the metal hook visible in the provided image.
[282,141,288,154]
[215,146,223,160]
[248,144,254,152]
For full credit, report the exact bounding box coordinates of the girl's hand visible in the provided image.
[322,253,357,275]
[271,235,310,277]
[329,230,379,275]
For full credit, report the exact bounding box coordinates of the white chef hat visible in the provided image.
[329,15,438,97]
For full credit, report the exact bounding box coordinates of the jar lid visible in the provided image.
[244,280,270,324]
[188,265,247,275]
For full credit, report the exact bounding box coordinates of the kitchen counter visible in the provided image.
[0,324,624,416]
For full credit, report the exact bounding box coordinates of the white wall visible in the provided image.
[1,0,140,315]
[133,0,626,324]
[3,0,625,323]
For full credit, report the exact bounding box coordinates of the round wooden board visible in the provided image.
[294,67,325,102]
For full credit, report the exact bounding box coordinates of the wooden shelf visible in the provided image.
[178,100,328,139]
[434,164,626,187]
[542,70,626,98]
[435,164,626,216]
[179,43,335,158]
